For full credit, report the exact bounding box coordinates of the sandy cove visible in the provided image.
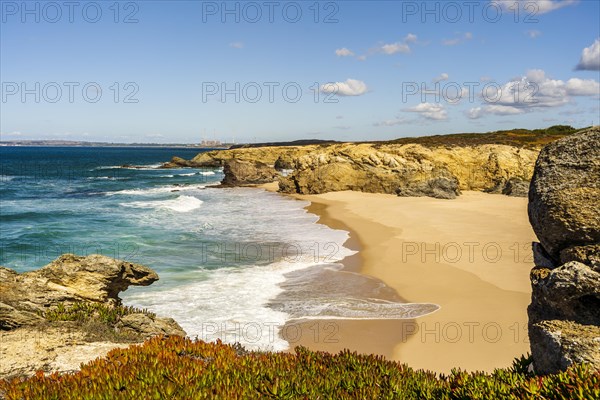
[260,183,536,373]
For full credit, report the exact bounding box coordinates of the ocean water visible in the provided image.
[0,146,438,351]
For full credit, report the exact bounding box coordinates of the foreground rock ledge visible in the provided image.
[0,254,185,378]
[527,126,600,374]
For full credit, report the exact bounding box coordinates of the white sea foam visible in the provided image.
[93,163,163,171]
[0,175,16,182]
[177,172,197,177]
[125,262,300,351]
[121,188,433,352]
[107,184,208,196]
[199,171,215,176]
[121,195,203,212]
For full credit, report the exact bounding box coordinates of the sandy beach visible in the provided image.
[269,184,537,373]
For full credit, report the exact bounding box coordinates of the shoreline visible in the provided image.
[260,183,535,373]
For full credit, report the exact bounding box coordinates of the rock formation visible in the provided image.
[220,159,279,186]
[278,143,537,198]
[0,254,185,377]
[160,131,576,199]
[527,126,600,374]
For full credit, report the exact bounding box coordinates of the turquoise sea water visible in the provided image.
[0,147,438,350]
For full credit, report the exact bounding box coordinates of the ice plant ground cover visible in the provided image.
[1,335,598,399]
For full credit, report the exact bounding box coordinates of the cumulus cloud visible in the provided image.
[492,0,578,14]
[433,73,449,83]
[404,33,418,43]
[564,78,600,96]
[320,79,368,96]
[442,32,472,46]
[404,103,448,120]
[575,39,600,71]
[381,42,411,54]
[335,47,354,57]
[527,30,542,39]
[467,105,524,119]
[467,69,599,119]
[352,33,418,60]
[229,42,244,49]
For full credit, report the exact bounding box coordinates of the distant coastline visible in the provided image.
[0,140,232,149]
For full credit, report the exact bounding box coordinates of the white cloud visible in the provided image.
[433,73,449,83]
[351,34,418,60]
[565,78,600,96]
[467,69,599,119]
[335,47,354,57]
[404,33,418,43]
[442,32,472,46]
[527,30,542,39]
[466,105,524,119]
[320,79,368,96]
[229,42,244,49]
[404,103,448,120]
[373,118,408,127]
[492,0,578,14]
[575,39,600,71]
[381,42,410,54]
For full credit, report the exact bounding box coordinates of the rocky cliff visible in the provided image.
[527,126,600,374]
[163,142,538,198]
[278,143,537,199]
[0,254,185,378]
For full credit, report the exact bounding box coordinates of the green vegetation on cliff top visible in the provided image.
[1,335,598,399]
[384,125,582,148]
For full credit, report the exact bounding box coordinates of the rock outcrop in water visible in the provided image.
[527,126,600,374]
[0,254,185,378]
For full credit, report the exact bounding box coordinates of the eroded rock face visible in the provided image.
[279,143,537,198]
[0,254,158,324]
[529,262,600,326]
[116,314,185,338]
[529,320,600,374]
[527,126,600,374]
[162,141,539,199]
[0,254,186,378]
[528,126,600,260]
[221,159,279,186]
[0,254,174,332]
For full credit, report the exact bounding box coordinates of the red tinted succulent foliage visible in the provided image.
[1,335,598,399]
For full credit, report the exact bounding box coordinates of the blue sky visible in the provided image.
[1,0,599,143]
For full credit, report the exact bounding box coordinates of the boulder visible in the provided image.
[527,126,600,374]
[0,254,159,329]
[560,245,600,272]
[116,314,186,338]
[528,262,600,326]
[528,127,600,259]
[529,320,600,374]
[396,175,460,200]
[502,177,530,197]
[220,159,279,186]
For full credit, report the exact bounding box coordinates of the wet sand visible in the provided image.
[267,184,536,373]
